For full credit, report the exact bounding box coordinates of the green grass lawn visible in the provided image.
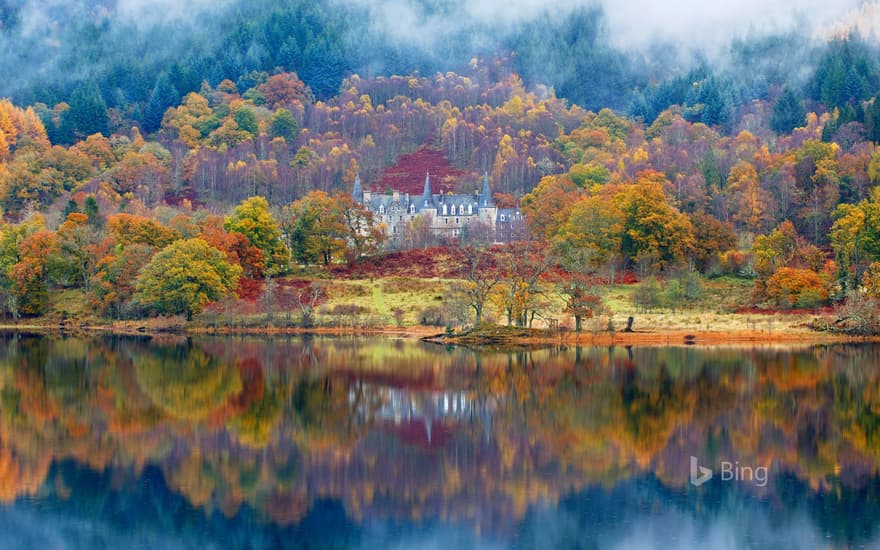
[44,272,761,332]
[309,274,757,328]
[317,277,448,326]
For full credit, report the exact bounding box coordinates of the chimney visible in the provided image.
[393,190,400,203]
[363,190,372,202]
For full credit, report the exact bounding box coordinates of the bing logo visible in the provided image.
[689,456,768,487]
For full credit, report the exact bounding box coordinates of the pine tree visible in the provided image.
[62,200,80,220]
[867,96,880,143]
[60,81,109,143]
[770,87,805,135]
[83,196,100,226]
[143,72,180,134]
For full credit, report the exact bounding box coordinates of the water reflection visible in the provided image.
[0,333,879,548]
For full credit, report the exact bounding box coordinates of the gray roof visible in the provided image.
[357,172,499,215]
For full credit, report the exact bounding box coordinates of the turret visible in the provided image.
[352,173,363,201]
[480,172,494,207]
[421,172,433,207]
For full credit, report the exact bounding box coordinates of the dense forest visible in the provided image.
[3,0,880,329]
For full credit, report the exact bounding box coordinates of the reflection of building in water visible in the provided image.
[350,386,496,447]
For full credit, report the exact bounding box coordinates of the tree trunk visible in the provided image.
[575,315,582,333]
[625,316,634,332]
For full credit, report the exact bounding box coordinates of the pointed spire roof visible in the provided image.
[352,173,362,200]
[421,172,433,206]
[481,172,494,207]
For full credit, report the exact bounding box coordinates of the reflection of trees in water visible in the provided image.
[3,337,880,542]
[134,343,242,421]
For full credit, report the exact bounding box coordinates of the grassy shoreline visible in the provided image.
[0,314,873,347]
[10,274,869,346]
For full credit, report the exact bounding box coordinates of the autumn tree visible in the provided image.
[726,160,769,233]
[107,213,179,249]
[0,153,66,213]
[337,194,385,261]
[257,72,312,110]
[459,247,503,325]
[520,175,581,240]
[0,216,44,319]
[49,212,104,293]
[291,283,327,327]
[753,220,801,279]
[492,241,550,327]
[224,196,290,275]
[831,187,880,289]
[12,230,58,316]
[764,267,829,309]
[199,215,266,278]
[553,194,624,282]
[612,173,694,272]
[794,139,840,244]
[554,245,605,332]
[283,191,347,266]
[91,243,154,319]
[135,238,242,320]
[689,212,737,273]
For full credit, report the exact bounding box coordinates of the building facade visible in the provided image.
[352,173,524,244]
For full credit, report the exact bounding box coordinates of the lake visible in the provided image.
[0,333,879,549]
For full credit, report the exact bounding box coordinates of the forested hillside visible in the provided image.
[3,0,880,331]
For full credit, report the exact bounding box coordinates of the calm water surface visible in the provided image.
[0,333,879,549]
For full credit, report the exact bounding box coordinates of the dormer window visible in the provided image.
[410,204,415,214]
[442,204,447,215]
[468,204,473,215]
[500,214,506,221]
[451,205,456,215]
[379,205,385,214]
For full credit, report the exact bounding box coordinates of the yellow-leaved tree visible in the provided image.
[224,196,290,276]
[135,238,241,320]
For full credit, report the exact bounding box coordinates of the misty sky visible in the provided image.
[352,0,870,53]
[10,0,876,55]
[601,0,867,50]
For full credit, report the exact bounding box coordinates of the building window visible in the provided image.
[379,205,385,214]
[442,204,447,215]
[444,218,448,224]
[410,204,415,213]
[451,205,456,215]
[455,218,459,224]
[468,204,473,215]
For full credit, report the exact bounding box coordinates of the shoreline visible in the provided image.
[0,322,875,347]
[422,329,876,347]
